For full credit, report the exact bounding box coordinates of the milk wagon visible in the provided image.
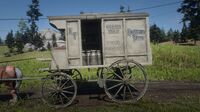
[41,12,152,108]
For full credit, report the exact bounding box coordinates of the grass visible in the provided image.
[147,43,200,81]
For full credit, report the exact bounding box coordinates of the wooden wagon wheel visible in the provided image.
[41,72,77,108]
[70,69,82,80]
[60,69,82,80]
[103,59,148,103]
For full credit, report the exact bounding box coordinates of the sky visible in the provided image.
[0,0,183,40]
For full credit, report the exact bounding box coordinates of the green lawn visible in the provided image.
[147,44,200,81]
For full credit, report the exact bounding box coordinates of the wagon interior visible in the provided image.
[81,19,103,66]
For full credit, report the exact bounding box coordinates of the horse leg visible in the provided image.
[5,81,18,104]
[10,89,17,104]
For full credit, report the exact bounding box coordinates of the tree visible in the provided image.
[5,30,15,53]
[26,0,43,48]
[160,28,167,41]
[24,28,32,43]
[150,24,162,44]
[33,33,44,49]
[177,0,200,44]
[120,5,125,13]
[173,30,180,44]
[18,19,29,44]
[0,37,2,45]
[167,28,174,41]
[15,31,24,53]
[52,33,57,47]
[180,21,188,42]
[18,19,28,34]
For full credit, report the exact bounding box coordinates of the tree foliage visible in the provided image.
[150,24,163,43]
[18,19,28,34]
[180,21,188,42]
[26,0,43,48]
[15,31,24,53]
[5,30,15,53]
[167,28,174,41]
[173,30,180,43]
[150,24,182,44]
[0,37,3,45]
[177,0,200,44]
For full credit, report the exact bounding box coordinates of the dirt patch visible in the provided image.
[145,81,200,102]
[1,81,200,106]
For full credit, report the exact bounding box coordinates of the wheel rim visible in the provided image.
[103,59,148,103]
[41,73,77,108]
[71,69,82,80]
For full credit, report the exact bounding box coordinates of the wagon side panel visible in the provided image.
[66,20,82,67]
[50,48,68,69]
[102,19,125,65]
[125,18,152,65]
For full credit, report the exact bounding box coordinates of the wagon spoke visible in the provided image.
[63,85,74,90]
[107,74,114,79]
[123,86,126,100]
[47,92,57,103]
[58,77,62,87]
[72,74,79,79]
[49,91,57,98]
[106,68,123,80]
[72,70,76,74]
[129,83,141,94]
[61,93,70,101]
[106,79,123,82]
[117,63,123,76]
[107,82,123,91]
[63,90,74,95]
[60,78,69,88]
[46,86,57,92]
[50,94,56,103]
[59,94,64,104]
[127,85,134,100]
[113,85,124,98]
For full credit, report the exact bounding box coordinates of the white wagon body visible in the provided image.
[48,12,152,70]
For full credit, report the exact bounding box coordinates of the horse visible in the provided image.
[0,65,23,104]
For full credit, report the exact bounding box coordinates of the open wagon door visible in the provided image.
[66,20,82,67]
[49,19,82,69]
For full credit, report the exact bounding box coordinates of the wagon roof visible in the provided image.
[48,12,149,20]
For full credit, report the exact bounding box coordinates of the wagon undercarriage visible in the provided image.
[40,59,148,108]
